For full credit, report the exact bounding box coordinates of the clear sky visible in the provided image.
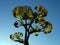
[0,0,60,45]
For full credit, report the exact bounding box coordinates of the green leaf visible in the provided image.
[43,22,52,34]
[29,26,41,34]
[10,32,24,43]
[10,34,14,40]
[12,6,25,19]
[38,17,46,26]
[35,5,47,17]
[14,32,23,39]
[33,32,39,36]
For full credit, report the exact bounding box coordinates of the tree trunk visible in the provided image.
[24,20,29,45]
[24,39,29,45]
[24,30,29,45]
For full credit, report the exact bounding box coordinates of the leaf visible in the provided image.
[14,21,19,28]
[35,5,42,11]
[10,32,24,43]
[26,8,33,18]
[29,26,41,34]
[35,5,47,17]
[10,34,14,40]
[43,22,52,34]
[23,6,33,20]
[33,32,39,36]
[12,6,25,19]
[14,32,23,39]
[38,18,45,26]
[27,10,33,17]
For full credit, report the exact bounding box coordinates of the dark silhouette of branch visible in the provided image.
[14,39,24,43]
[29,29,41,34]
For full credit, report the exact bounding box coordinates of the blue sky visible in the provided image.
[0,0,60,45]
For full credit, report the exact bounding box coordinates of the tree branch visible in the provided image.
[29,26,41,34]
[14,39,24,43]
[29,29,41,34]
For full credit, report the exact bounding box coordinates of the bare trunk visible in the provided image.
[24,20,30,45]
[24,30,29,45]
[24,39,29,45]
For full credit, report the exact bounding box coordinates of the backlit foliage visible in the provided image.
[12,6,33,20]
[10,5,52,45]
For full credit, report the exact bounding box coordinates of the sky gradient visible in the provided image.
[0,0,60,45]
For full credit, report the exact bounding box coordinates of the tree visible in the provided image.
[10,5,52,45]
